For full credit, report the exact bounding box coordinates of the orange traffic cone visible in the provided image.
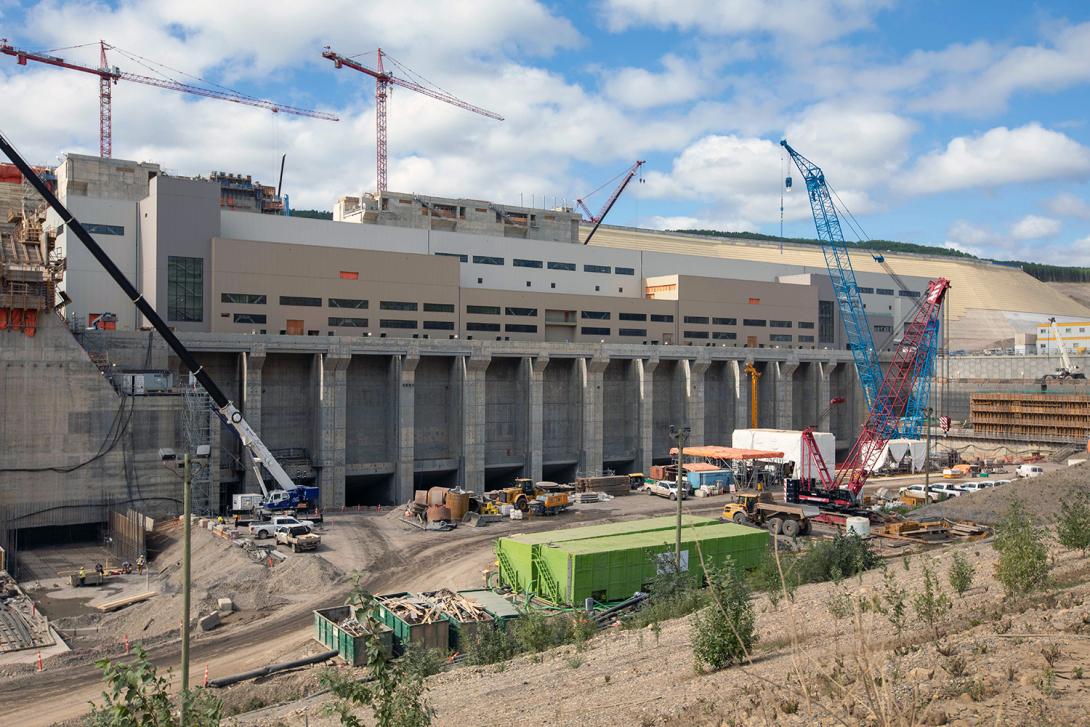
[36,649,43,672]
[203,664,209,687]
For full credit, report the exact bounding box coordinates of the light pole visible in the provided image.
[669,425,691,571]
[923,407,933,503]
[180,452,192,723]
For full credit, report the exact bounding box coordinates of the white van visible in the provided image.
[1016,465,1045,478]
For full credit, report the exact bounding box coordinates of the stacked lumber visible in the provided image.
[379,595,443,624]
[96,592,156,612]
[575,475,630,496]
[950,520,989,537]
[423,589,493,623]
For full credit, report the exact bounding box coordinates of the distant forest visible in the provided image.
[292,209,333,220]
[674,228,1090,284]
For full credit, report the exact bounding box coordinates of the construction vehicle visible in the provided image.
[0,132,316,517]
[643,479,688,500]
[1043,317,1086,382]
[249,515,315,539]
[275,524,321,552]
[744,362,761,428]
[721,490,818,537]
[491,478,572,513]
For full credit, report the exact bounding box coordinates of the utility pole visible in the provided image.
[923,407,933,503]
[669,425,691,571]
[180,452,192,722]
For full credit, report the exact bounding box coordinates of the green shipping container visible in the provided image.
[313,605,393,666]
[496,515,722,594]
[499,521,768,606]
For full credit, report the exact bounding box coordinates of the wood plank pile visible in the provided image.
[379,595,443,625]
[950,520,989,538]
[96,591,156,612]
[337,615,384,638]
[575,475,630,496]
[423,589,493,623]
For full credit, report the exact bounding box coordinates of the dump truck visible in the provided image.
[720,490,817,537]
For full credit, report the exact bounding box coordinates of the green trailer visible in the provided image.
[498,520,768,606]
[374,593,450,654]
[313,605,393,666]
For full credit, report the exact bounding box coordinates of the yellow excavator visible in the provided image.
[744,362,761,428]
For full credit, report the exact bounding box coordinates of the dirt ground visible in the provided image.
[1,492,725,726]
[917,461,1090,524]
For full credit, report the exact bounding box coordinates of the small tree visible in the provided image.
[912,560,951,638]
[84,646,222,727]
[994,499,1050,597]
[321,579,434,727]
[1056,493,1090,554]
[947,551,975,596]
[873,567,908,639]
[691,559,757,671]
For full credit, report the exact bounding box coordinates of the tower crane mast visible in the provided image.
[322,47,503,193]
[0,39,338,159]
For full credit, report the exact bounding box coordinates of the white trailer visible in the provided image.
[731,428,836,478]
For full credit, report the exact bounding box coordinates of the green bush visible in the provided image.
[912,560,951,638]
[796,531,879,584]
[400,645,447,680]
[994,499,1050,597]
[1056,493,1090,553]
[948,551,975,596]
[512,609,574,653]
[462,625,520,666]
[749,546,799,606]
[690,558,757,671]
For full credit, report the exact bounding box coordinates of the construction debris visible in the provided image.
[377,594,443,625]
[0,571,56,652]
[422,589,492,623]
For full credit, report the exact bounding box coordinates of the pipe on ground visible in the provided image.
[207,649,339,688]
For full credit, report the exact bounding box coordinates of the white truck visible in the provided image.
[249,515,315,539]
[275,524,321,552]
[643,479,689,500]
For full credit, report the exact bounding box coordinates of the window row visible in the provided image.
[439,252,635,275]
[223,295,456,313]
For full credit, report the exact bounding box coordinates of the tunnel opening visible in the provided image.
[602,458,637,477]
[484,464,525,491]
[542,462,578,483]
[414,468,460,489]
[345,473,397,506]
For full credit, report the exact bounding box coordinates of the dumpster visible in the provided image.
[374,592,449,653]
[421,589,495,650]
[313,605,393,666]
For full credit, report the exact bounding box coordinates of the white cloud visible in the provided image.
[903,124,1090,195]
[1046,193,1090,220]
[645,214,755,232]
[1010,214,1061,240]
[600,0,894,42]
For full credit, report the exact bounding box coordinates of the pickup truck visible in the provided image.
[275,524,321,552]
[643,479,688,500]
[249,515,315,539]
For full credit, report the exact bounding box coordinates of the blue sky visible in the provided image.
[2,0,1090,264]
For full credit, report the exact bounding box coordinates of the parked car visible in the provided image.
[898,484,948,503]
[990,479,1012,486]
[249,515,315,539]
[958,481,995,494]
[644,479,689,500]
[930,483,967,498]
[1016,464,1045,478]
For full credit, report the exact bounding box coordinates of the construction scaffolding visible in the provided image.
[970,392,1090,443]
[181,377,215,514]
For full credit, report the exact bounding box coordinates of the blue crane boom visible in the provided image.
[780,139,882,408]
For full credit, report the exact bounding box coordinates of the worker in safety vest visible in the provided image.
[78,566,86,587]
[136,555,145,575]
[217,515,225,526]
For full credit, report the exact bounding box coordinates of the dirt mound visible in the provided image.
[915,462,1090,524]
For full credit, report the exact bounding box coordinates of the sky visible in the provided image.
[2,0,1090,265]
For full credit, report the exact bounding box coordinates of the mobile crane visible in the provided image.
[0,131,314,513]
[1044,317,1086,381]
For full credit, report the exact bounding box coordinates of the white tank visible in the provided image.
[845,516,870,538]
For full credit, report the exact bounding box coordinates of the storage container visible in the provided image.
[313,605,393,666]
[374,592,450,653]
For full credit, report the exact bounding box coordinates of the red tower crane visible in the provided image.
[0,39,339,158]
[321,47,503,193]
[575,159,645,245]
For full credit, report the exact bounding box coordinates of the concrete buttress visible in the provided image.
[731,359,749,429]
[818,361,839,432]
[685,357,711,445]
[579,354,609,475]
[525,355,549,484]
[460,351,490,490]
[396,351,420,503]
[635,357,658,475]
[316,348,350,509]
[775,359,799,429]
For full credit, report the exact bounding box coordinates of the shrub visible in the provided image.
[749,545,799,607]
[625,553,708,629]
[1056,493,1090,553]
[994,499,1050,597]
[463,625,519,666]
[85,646,223,727]
[401,645,447,680]
[873,567,909,638]
[948,551,975,596]
[690,558,757,671]
[796,531,880,584]
[512,609,573,653]
[912,560,951,638]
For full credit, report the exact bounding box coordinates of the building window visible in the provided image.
[650,313,674,323]
[467,305,500,315]
[472,255,504,265]
[818,300,835,343]
[505,324,537,333]
[584,264,611,274]
[435,252,468,262]
[713,317,736,326]
[329,316,368,327]
[581,326,610,336]
[423,302,454,313]
[857,286,874,294]
[581,310,611,320]
[619,312,647,321]
[221,293,266,305]
[615,266,635,276]
[329,298,368,309]
[467,322,500,332]
[799,335,815,342]
[547,261,576,271]
[684,330,709,339]
[770,320,792,328]
[380,319,417,329]
[619,328,646,336]
[743,319,766,327]
[380,301,418,311]
[513,258,543,268]
[874,324,893,333]
[898,289,920,298]
[339,271,359,280]
[233,313,266,324]
[747,297,760,304]
[167,256,203,322]
[280,295,321,307]
[770,334,792,342]
[423,320,454,330]
[713,331,737,340]
[876,288,894,296]
[683,315,709,324]
[85,223,125,236]
[505,307,538,317]
[798,321,815,329]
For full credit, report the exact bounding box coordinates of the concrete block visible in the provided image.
[199,611,220,631]
[216,597,234,614]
